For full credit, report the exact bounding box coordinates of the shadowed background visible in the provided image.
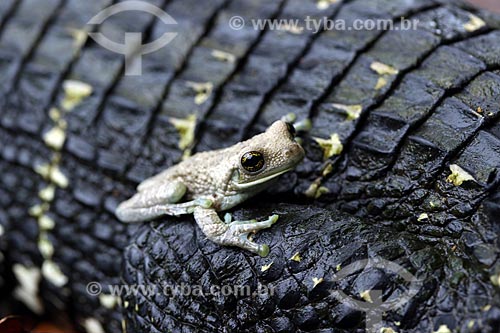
[468,0,500,13]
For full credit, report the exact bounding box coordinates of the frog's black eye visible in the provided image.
[285,122,296,137]
[241,151,265,173]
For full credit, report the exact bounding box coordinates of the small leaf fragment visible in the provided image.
[370,61,399,75]
[446,164,475,186]
[312,277,323,288]
[261,262,273,272]
[290,252,302,262]
[464,14,486,32]
[313,133,343,160]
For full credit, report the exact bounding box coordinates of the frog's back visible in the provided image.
[137,145,236,192]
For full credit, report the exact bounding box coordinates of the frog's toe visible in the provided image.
[269,214,279,225]
[195,198,213,208]
[224,212,232,223]
[229,217,275,233]
[294,118,312,132]
[235,234,270,257]
[281,113,297,123]
[258,244,270,257]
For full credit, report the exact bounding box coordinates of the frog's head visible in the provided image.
[231,120,305,190]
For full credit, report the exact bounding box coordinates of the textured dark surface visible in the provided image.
[0,0,499,332]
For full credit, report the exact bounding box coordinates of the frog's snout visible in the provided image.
[284,143,305,161]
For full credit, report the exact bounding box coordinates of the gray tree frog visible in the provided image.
[116,120,305,257]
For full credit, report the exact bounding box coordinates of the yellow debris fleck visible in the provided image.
[135,303,139,312]
[12,264,43,314]
[305,182,330,199]
[336,264,341,271]
[121,318,127,333]
[313,133,343,160]
[312,277,324,288]
[290,252,302,262]
[477,106,483,114]
[490,273,500,287]
[464,14,486,32]
[82,318,105,333]
[322,163,334,177]
[417,213,429,221]
[316,186,330,198]
[360,290,373,303]
[169,114,197,152]
[395,321,401,326]
[50,165,69,188]
[39,185,56,202]
[211,49,236,63]
[62,80,93,111]
[186,81,213,105]
[42,260,68,287]
[124,300,129,308]
[332,103,363,120]
[433,324,451,333]
[38,234,54,258]
[35,163,68,188]
[316,0,340,10]
[446,164,475,186]
[58,118,68,130]
[261,262,273,272]
[375,77,388,90]
[99,293,119,309]
[49,107,61,122]
[68,28,89,49]
[43,126,66,150]
[305,182,318,198]
[482,304,491,311]
[29,204,48,217]
[34,163,51,179]
[38,215,55,230]
[370,61,399,75]
[467,320,475,329]
[380,328,397,333]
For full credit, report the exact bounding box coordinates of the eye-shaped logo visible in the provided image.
[330,257,423,333]
[87,1,178,75]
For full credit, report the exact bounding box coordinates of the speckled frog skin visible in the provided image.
[116,120,305,256]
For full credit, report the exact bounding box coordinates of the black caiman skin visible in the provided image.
[0,0,499,332]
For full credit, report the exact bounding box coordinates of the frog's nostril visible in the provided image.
[284,145,301,157]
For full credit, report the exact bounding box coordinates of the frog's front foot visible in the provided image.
[223,215,278,256]
[193,207,278,257]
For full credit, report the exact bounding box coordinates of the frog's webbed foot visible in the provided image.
[193,207,278,257]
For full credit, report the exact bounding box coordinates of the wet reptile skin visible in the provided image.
[0,0,499,332]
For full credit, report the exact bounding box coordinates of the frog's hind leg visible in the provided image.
[193,207,278,257]
[116,181,208,222]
